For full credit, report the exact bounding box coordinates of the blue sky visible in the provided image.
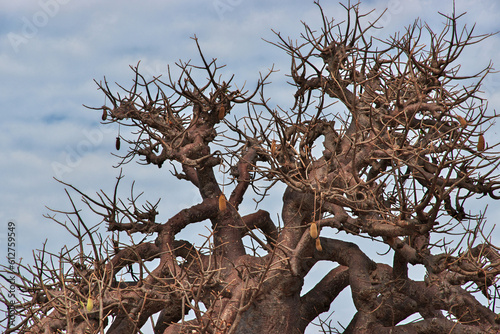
[1,0,500,332]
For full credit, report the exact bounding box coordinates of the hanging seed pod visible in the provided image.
[218,105,226,120]
[101,109,107,121]
[219,193,227,212]
[315,238,323,252]
[309,222,318,239]
[86,297,94,312]
[271,139,277,156]
[457,115,467,128]
[115,136,121,150]
[477,134,485,152]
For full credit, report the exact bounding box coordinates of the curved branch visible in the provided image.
[298,265,349,332]
[229,147,258,210]
[240,210,279,246]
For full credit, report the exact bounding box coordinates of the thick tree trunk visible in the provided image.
[234,294,303,333]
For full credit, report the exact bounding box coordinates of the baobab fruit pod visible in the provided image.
[218,105,226,120]
[102,109,107,121]
[477,134,485,152]
[219,193,227,212]
[271,139,277,156]
[86,297,94,312]
[309,222,318,239]
[115,136,121,150]
[315,238,322,252]
[457,115,467,128]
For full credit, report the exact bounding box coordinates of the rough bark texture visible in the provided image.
[2,2,500,334]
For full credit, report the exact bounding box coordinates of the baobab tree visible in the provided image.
[2,2,500,333]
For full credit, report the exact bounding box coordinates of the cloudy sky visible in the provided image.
[1,0,500,332]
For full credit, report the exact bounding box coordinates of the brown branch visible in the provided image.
[298,265,349,331]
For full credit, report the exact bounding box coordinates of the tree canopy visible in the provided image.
[2,2,500,333]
